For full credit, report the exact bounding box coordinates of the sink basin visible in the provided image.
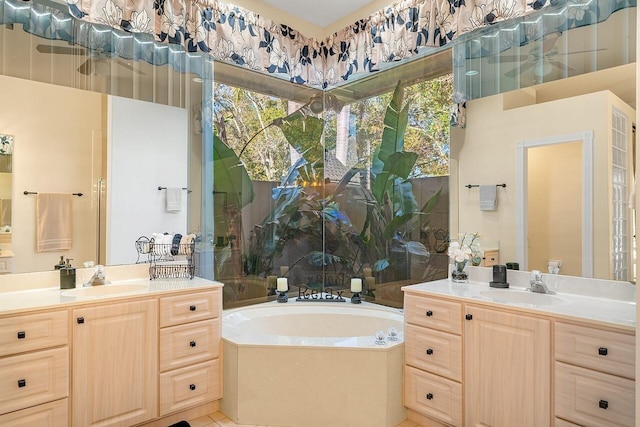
[479,289,570,306]
[62,284,148,298]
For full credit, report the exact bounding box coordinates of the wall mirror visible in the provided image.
[453,1,636,283]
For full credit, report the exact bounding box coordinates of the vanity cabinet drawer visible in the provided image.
[405,324,462,382]
[0,311,67,357]
[0,347,68,415]
[554,418,582,427]
[481,250,499,267]
[555,361,635,427]
[160,318,220,372]
[404,294,462,335]
[555,322,635,379]
[160,290,220,327]
[159,359,221,416]
[404,365,462,427]
[0,398,68,426]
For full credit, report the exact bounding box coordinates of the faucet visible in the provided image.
[83,265,106,287]
[527,270,555,294]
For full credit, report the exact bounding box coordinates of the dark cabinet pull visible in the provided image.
[189,305,196,312]
[190,340,197,347]
[17,331,26,339]
[426,348,434,355]
[426,393,433,400]
[426,310,433,317]
[465,314,473,320]
[598,347,608,356]
[189,384,196,391]
[77,317,85,324]
[599,400,608,409]
[18,379,26,388]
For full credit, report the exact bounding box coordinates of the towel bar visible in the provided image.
[158,186,191,193]
[465,184,506,189]
[24,191,83,196]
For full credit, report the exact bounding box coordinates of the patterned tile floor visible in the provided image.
[189,412,423,427]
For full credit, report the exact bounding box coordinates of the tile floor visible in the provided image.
[189,412,423,427]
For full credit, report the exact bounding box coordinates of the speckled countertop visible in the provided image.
[402,278,636,330]
[0,276,222,316]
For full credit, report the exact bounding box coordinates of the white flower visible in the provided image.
[129,9,151,33]
[99,0,123,27]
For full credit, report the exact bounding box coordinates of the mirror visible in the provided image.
[452,4,636,282]
[0,0,210,274]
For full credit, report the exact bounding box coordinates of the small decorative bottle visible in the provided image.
[60,258,76,289]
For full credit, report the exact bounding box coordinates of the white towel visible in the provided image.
[36,193,73,252]
[166,188,182,212]
[479,185,497,211]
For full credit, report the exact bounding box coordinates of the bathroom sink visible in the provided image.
[62,284,148,297]
[479,289,570,306]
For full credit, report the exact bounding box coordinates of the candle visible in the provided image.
[267,275,277,288]
[280,266,289,276]
[350,278,362,293]
[363,267,372,277]
[277,277,288,292]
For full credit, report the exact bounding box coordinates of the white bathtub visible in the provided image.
[220,299,406,427]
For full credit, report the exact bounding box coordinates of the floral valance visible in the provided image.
[65,0,553,89]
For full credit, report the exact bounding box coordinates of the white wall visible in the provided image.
[107,96,188,265]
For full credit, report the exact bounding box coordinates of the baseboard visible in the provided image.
[135,401,219,427]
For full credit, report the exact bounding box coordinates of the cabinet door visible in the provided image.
[464,305,551,427]
[72,299,158,427]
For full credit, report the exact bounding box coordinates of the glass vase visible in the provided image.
[451,260,469,283]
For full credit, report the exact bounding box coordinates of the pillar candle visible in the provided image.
[365,276,375,290]
[350,278,362,293]
[363,267,372,277]
[267,275,277,288]
[277,277,288,292]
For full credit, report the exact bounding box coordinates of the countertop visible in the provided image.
[402,279,636,330]
[0,277,223,316]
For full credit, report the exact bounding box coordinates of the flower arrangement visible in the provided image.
[447,233,481,282]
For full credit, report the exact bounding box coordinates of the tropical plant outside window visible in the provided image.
[214,75,452,308]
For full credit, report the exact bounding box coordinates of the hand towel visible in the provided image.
[0,198,11,227]
[36,193,73,252]
[479,185,497,211]
[166,187,182,212]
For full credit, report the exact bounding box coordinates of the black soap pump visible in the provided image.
[54,255,65,270]
[60,258,76,289]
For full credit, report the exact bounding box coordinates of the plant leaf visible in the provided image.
[213,133,254,208]
[383,151,418,179]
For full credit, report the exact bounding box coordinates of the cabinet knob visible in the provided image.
[18,379,26,388]
[77,317,85,324]
[426,348,434,355]
[189,305,197,312]
[599,399,609,410]
[189,384,196,391]
[425,310,433,317]
[190,340,197,347]
[598,347,608,356]
[17,331,26,339]
[425,393,433,400]
[465,314,473,320]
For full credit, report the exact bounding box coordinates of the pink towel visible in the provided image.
[36,193,72,252]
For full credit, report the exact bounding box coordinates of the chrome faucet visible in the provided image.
[527,270,554,294]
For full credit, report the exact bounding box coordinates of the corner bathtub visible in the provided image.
[220,300,406,427]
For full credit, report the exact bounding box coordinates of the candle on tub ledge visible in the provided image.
[350,278,362,293]
[277,277,288,292]
[365,276,375,290]
[362,267,372,278]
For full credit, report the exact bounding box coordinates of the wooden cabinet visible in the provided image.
[159,289,222,416]
[404,294,463,426]
[0,310,68,426]
[464,305,551,427]
[554,322,635,427]
[72,299,158,427]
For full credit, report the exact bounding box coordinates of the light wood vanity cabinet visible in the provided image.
[554,322,635,427]
[158,289,222,416]
[0,310,69,427]
[72,299,158,427]
[402,292,640,427]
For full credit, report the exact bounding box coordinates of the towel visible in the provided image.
[0,198,10,227]
[166,187,182,212]
[479,185,497,211]
[36,193,73,252]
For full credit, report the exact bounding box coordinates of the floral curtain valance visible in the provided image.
[65,0,553,89]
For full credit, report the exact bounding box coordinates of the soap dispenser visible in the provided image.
[60,258,76,289]
[54,255,65,270]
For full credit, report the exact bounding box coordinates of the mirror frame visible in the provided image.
[516,130,594,276]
